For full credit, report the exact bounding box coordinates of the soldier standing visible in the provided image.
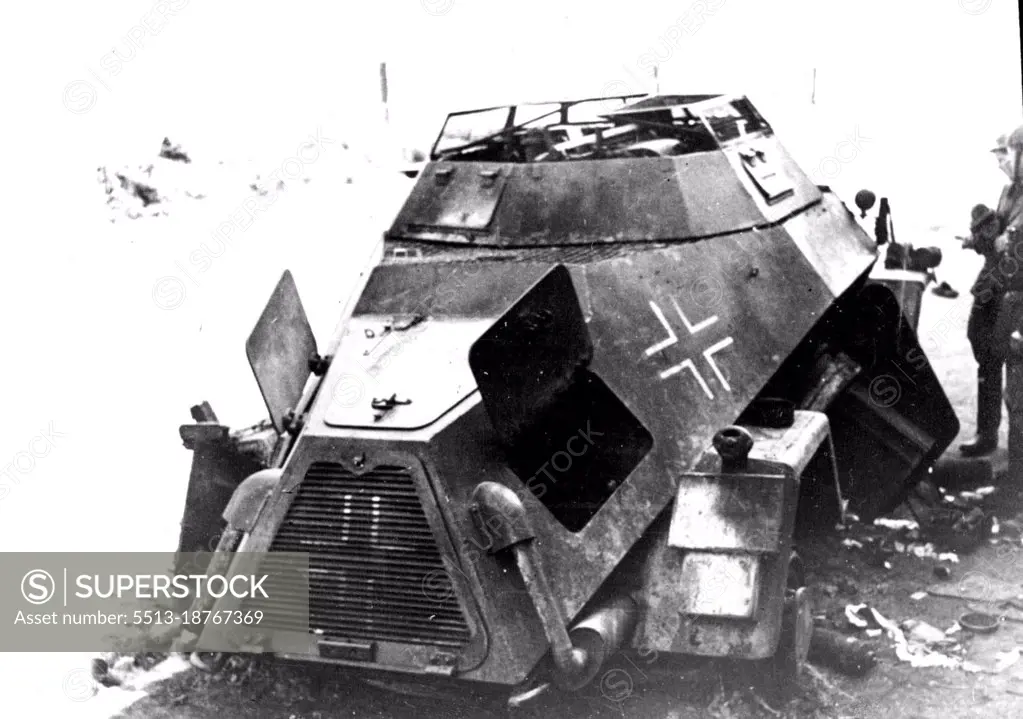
[996,127,1023,479]
[962,126,1023,457]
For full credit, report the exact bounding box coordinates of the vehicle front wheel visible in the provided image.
[756,552,813,698]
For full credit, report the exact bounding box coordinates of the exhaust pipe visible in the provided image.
[472,482,639,691]
[561,595,638,690]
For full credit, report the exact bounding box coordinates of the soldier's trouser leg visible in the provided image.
[1007,334,1023,483]
[966,300,1003,449]
[1001,293,1023,483]
[978,357,1004,438]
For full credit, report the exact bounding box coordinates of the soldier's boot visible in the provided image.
[961,369,1002,457]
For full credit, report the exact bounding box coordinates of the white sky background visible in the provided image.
[3,0,1021,210]
[6,1,1021,161]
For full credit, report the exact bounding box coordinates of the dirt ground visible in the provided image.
[105,227,1023,719]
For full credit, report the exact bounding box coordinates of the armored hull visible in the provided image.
[174,93,958,698]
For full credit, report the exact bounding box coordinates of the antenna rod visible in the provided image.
[380,61,389,125]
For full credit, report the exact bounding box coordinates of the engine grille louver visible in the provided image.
[255,462,471,649]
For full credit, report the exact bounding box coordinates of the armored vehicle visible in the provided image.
[172,94,958,705]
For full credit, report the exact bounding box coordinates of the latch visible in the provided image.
[434,166,454,185]
[479,168,500,189]
[318,639,376,663]
[424,650,458,676]
[389,247,422,261]
[392,313,427,332]
[738,147,794,203]
[739,149,767,166]
[371,394,412,421]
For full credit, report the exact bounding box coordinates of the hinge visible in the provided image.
[283,409,305,436]
[308,353,332,376]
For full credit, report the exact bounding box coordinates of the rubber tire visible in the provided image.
[755,552,813,700]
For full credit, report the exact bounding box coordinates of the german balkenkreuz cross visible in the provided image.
[643,296,733,400]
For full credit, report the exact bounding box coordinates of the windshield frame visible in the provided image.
[429,94,646,160]
[427,94,773,162]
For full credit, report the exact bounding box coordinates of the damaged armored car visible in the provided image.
[170,93,959,706]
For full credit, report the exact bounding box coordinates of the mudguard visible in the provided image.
[223,469,282,532]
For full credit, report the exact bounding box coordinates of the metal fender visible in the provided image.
[223,469,282,532]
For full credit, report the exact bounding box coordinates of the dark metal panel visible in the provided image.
[722,136,822,224]
[867,268,926,332]
[468,265,593,448]
[174,435,263,576]
[781,190,878,297]
[581,227,837,462]
[393,161,509,232]
[493,155,763,244]
[668,473,788,552]
[246,270,317,434]
[425,402,552,685]
[390,142,822,247]
[352,261,550,318]
[450,234,836,654]
[630,453,800,660]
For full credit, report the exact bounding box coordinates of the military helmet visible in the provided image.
[992,125,1023,153]
[1008,124,1023,150]
[971,203,997,232]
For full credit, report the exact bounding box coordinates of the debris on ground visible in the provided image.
[882,613,965,669]
[842,604,967,670]
[808,627,877,676]
[250,174,288,196]
[845,603,873,629]
[897,543,959,563]
[92,653,123,688]
[958,611,1000,634]
[927,457,994,491]
[899,480,998,553]
[993,648,1021,673]
[96,135,346,223]
[874,519,918,532]
[91,651,177,690]
[903,619,949,644]
[160,137,192,163]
